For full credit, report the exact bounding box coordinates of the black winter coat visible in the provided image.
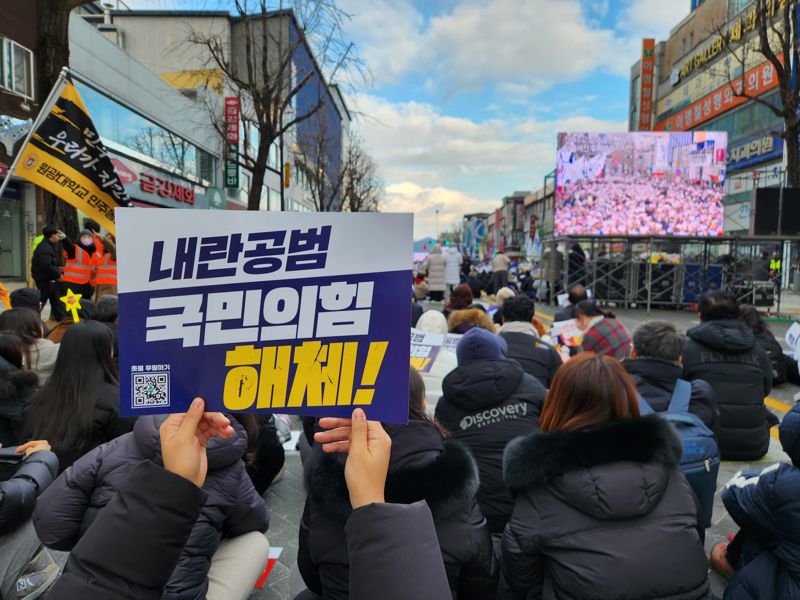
[47,461,208,600]
[683,319,773,460]
[436,358,546,534]
[498,332,562,388]
[0,357,38,448]
[33,415,267,600]
[31,239,60,282]
[754,328,788,384]
[623,358,718,428]
[0,449,58,534]
[501,416,710,600]
[299,419,496,600]
[23,381,135,473]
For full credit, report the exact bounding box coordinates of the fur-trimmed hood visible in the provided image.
[305,420,479,523]
[504,415,682,520]
[447,308,495,335]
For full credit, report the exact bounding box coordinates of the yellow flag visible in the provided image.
[14,77,132,234]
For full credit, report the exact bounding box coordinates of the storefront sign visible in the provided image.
[655,60,780,132]
[206,187,226,210]
[224,97,240,189]
[110,152,206,209]
[638,39,656,131]
[728,133,783,171]
[116,210,414,423]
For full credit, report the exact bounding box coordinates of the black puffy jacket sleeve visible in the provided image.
[501,494,545,599]
[345,501,452,600]
[0,450,58,533]
[457,502,498,600]
[47,461,207,600]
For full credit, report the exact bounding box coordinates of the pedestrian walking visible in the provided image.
[30,226,65,322]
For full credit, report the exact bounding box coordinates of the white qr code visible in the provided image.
[132,372,170,408]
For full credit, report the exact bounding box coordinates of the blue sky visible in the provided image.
[124,0,692,237]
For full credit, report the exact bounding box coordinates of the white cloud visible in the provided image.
[381,182,492,239]
[619,0,692,41]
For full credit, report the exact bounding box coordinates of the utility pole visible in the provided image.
[435,209,440,240]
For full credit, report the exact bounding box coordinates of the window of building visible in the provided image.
[728,0,753,19]
[0,38,34,99]
[74,81,216,184]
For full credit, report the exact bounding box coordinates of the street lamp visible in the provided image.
[436,209,440,240]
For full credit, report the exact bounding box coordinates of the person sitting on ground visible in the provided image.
[95,294,119,369]
[709,401,800,599]
[498,295,563,389]
[0,308,59,386]
[46,299,96,344]
[415,310,457,408]
[0,440,59,599]
[501,353,710,599]
[232,413,286,495]
[572,301,632,360]
[22,321,135,472]
[447,306,496,334]
[0,333,41,448]
[443,284,474,319]
[9,288,49,337]
[34,403,269,600]
[624,321,717,429]
[435,328,546,535]
[492,287,517,325]
[739,303,788,385]
[683,291,773,461]
[554,284,588,322]
[299,367,496,600]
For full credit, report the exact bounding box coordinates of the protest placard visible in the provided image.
[116,209,413,423]
[409,329,443,373]
[786,321,800,360]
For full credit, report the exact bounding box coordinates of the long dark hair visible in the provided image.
[0,332,24,369]
[540,353,639,432]
[28,321,119,453]
[0,308,42,368]
[572,300,616,320]
[232,413,260,465]
[409,367,448,437]
[739,304,767,334]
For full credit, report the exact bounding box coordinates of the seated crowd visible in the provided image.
[2,267,796,600]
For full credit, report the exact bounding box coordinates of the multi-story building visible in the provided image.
[629,0,784,235]
[84,4,350,212]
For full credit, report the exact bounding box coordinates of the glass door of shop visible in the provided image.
[0,200,23,279]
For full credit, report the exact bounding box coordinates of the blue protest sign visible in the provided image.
[116,209,413,424]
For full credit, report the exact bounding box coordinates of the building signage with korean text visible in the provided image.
[110,152,205,209]
[638,39,656,131]
[727,133,783,171]
[224,97,240,189]
[116,210,414,423]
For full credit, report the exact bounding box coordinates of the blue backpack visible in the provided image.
[639,379,720,529]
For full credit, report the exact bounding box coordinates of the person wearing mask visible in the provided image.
[60,229,95,300]
[415,310,458,408]
[683,291,773,461]
[91,233,117,302]
[709,402,800,599]
[23,320,134,472]
[443,283,473,319]
[739,303,788,385]
[0,308,59,386]
[751,251,770,282]
[498,295,563,389]
[425,246,447,302]
[46,298,97,344]
[444,246,463,295]
[436,328,546,535]
[299,367,496,600]
[30,225,65,322]
[624,321,717,429]
[553,284,588,322]
[0,333,40,448]
[0,440,60,599]
[34,407,268,600]
[572,300,632,360]
[491,251,511,293]
[501,354,710,599]
[9,288,50,337]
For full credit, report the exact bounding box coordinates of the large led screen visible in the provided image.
[554,132,727,237]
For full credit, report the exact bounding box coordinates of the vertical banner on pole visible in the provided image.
[224,97,240,189]
[638,39,656,132]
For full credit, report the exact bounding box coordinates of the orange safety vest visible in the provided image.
[62,247,93,284]
[93,251,117,285]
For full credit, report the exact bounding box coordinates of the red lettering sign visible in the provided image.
[224,97,240,144]
[638,39,656,132]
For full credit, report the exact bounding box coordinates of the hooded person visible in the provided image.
[298,367,497,600]
[682,291,773,461]
[435,327,546,535]
[416,310,458,409]
[711,402,800,599]
[32,415,269,600]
